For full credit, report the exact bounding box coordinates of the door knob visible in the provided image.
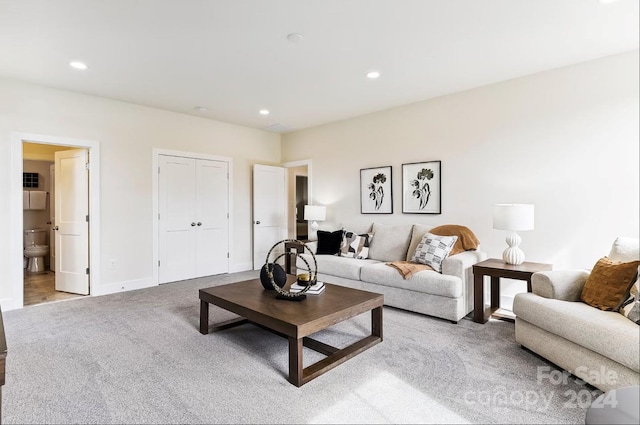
[255,220,261,225]
[191,222,196,227]
[197,222,202,226]
[52,226,59,231]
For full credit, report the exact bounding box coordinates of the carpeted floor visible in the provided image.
[2,271,597,424]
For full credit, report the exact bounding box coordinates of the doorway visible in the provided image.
[284,160,312,241]
[10,132,101,310]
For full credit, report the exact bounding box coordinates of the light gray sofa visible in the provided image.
[298,223,487,323]
[513,237,640,392]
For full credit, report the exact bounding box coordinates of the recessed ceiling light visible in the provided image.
[286,33,304,43]
[366,70,381,79]
[69,61,88,70]
[259,109,270,115]
[194,106,208,112]
[599,0,619,3]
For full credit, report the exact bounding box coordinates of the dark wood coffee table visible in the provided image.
[199,277,383,387]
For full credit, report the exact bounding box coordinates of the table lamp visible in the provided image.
[492,204,534,265]
[304,205,326,232]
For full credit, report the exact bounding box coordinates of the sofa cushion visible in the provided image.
[411,233,458,273]
[406,224,432,261]
[514,293,640,373]
[316,230,344,255]
[608,236,640,263]
[297,253,379,281]
[368,223,413,262]
[360,262,463,298]
[340,231,374,259]
[580,257,640,311]
[430,224,480,256]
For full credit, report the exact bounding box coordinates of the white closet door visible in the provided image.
[159,156,197,283]
[195,159,229,277]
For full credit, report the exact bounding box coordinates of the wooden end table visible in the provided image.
[472,258,552,324]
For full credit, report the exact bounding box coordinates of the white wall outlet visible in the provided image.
[109,259,117,269]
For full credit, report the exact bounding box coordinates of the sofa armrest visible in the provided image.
[442,250,488,282]
[531,270,590,301]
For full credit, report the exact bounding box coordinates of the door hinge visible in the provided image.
[158,213,160,220]
[227,212,229,219]
[158,167,161,174]
[158,260,160,267]
[85,163,90,170]
[86,215,89,222]
[227,252,229,258]
[86,267,90,274]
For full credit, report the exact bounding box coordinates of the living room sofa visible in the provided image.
[513,237,640,392]
[297,223,487,323]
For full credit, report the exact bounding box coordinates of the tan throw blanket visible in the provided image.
[386,261,433,280]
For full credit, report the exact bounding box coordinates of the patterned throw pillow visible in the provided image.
[580,257,640,311]
[619,267,640,324]
[340,231,374,259]
[410,233,458,273]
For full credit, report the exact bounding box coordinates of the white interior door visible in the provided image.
[195,159,229,277]
[49,163,56,272]
[253,164,286,270]
[54,149,89,295]
[159,155,197,283]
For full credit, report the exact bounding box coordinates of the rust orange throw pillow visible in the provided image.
[430,224,480,256]
[580,257,640,311]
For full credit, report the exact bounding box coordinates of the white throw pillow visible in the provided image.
[411,233,458,273]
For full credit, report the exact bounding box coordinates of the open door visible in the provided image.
[253,164,286,270]
[54,149,89,295]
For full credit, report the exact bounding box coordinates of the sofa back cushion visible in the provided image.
[368,223,413,262]
[406,224,432,261]
[608,236,640,263]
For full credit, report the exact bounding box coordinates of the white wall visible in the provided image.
[0,78,281,308]
[282,51,639,296]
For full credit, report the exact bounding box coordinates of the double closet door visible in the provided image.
[158,155,229,284]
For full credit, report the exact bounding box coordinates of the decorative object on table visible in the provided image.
[290,281,325,294]
[402,161,441,214]
[360,166,392,214]
[492,203,534,265]
[296,273,317,287]
[304,205,326,232]
[262,239,318,301]
[259,262,287,290]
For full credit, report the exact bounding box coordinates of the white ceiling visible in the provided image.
[0,0,638,133]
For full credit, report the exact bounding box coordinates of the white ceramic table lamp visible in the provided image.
[304,205,326,232]
[492,204,534,265]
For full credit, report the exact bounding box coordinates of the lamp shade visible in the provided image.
[492,204,534,231]
[304,205,326,222]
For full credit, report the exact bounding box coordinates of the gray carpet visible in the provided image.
[3,271,596,424]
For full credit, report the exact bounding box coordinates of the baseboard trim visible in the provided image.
[92,277,156,296]
[231,262,253,273]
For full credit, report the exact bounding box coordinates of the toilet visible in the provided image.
[24,229,49,274]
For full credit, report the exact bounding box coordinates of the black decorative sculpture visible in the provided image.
[261,239,318,301]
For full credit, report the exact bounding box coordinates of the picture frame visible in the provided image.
[402,161,441,214]
[360,166,393,214]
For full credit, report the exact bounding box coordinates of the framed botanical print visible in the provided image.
[360,166,393,214]
[402,161,441,214]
